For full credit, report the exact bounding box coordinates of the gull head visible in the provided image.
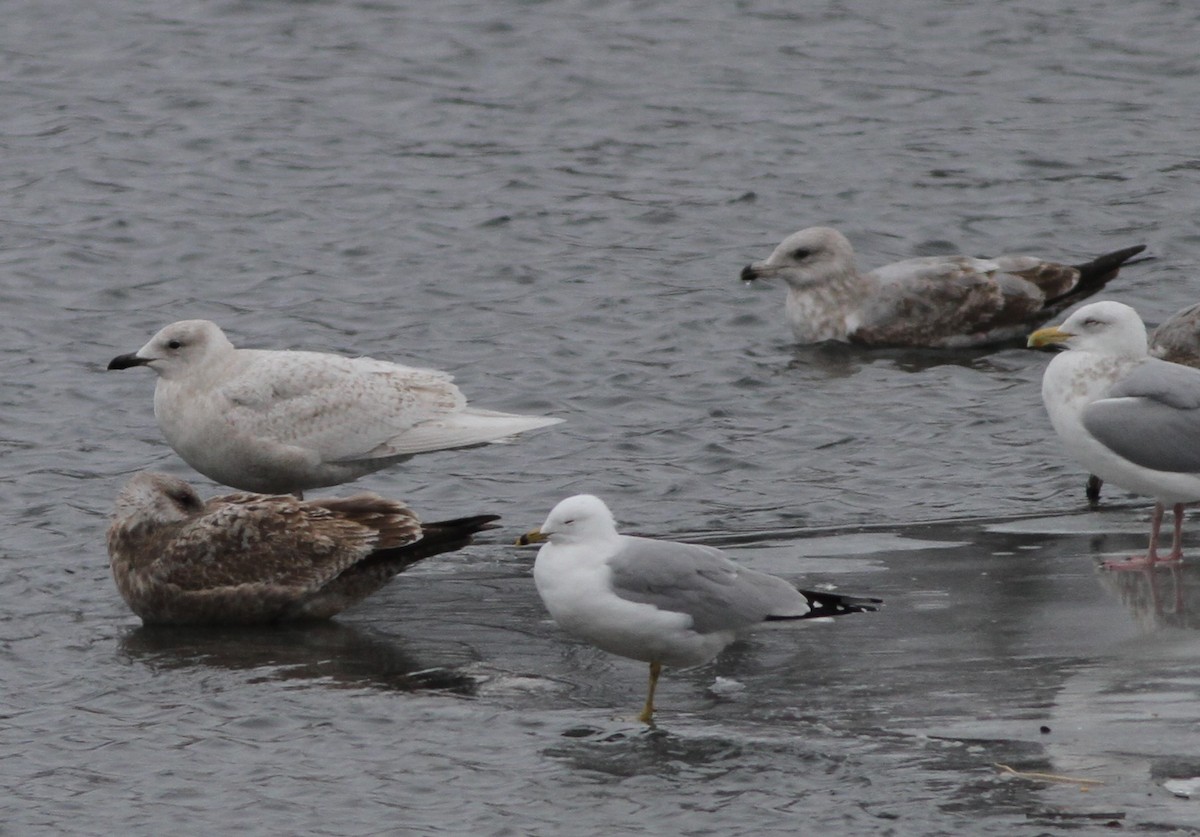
[1026,300,1149,358]
[516,494,618,546]
[112,471,205,531]
[740,226,857,288]
[108,320,235,380]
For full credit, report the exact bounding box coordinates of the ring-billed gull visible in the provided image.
[1029,301,1200,569]
[517,494,880,724]
[107,320,563,494]
[741,226,1145,347]
[107,471,499,625]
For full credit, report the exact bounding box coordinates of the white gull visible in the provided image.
[108,320,563,494]
[1029,301,1200,569]
[517,494,879,724]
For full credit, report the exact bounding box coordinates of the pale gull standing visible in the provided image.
[517,495,880,724]
[1028,301,1200,569]
[107,320,563,495]
[107,471,499,625]
[1086,301,1200,503]
[741,226,1145,347]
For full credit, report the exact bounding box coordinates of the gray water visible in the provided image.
[3,0,1200,833]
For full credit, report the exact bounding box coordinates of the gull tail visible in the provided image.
[766,589,882,621]
[365,514,502,573]
[402,409,564,453]
[289,514,501,620]
[1048,244,1147,306]
[348,411,564,460]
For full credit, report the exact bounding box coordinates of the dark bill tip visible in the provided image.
[740,264,759,281]
[107,352,150,370]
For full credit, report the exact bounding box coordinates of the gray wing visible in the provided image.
[1082,359,1200,473]
[606,537,804,634]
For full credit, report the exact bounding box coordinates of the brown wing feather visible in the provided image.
[153,495,380,594]
[853,268,1041,346]
[306,493,423,550]
[1004,261,1080,300]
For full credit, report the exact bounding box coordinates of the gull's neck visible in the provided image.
[785,267,874,342]
[1043,349,1141,430]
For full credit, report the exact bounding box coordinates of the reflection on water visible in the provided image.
[544,723,835,781]
[786,340,1012,378]
[119,621,479,695]
[1094,563,1200,632]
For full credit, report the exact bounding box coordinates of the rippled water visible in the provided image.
[3,0,1200,833]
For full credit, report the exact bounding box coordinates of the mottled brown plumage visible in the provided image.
[106,472,499,625]
[741,226,1145,347]
[1150,302,1200,367]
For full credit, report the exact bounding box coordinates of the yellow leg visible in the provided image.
[637,661,662,725]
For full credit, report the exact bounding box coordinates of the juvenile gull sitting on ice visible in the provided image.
[741,226,1145,347]
[107,471,499,625]
[1029,301,1200,569]
[108,320,563,495]
[517,494,880,724]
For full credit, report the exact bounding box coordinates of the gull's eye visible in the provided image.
[790,248,811,260]
[167,339,183,350]
[169,489,200,511]
[562,519,576,525]
[1081,318,1100,327]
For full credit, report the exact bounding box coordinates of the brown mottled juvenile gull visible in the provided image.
[517,494,880,724]
[107,471,499,625]
[107,320,563,495]
[1029,301,1200,570]
[741,226,1145,347]
[1150,302,1200,367]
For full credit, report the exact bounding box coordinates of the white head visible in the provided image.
[521,494,620,546]
[741,226,858,289]
[1027,300,1149,359]
[107,320,235,381]
[112,472,205,531]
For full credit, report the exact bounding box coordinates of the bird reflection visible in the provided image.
[786,341,1004,378]
[1094,563,1200,631]
[117,620,478,694]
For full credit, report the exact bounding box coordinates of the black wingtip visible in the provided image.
[365,513,502,572]
[426,514,502,535]
[765,589,882,621]
[1070,243,1148,286]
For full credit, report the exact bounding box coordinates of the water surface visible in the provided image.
[3,0,1199,833]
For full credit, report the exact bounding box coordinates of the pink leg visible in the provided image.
[1103,502,1166,571]
[1164,503,1186,563]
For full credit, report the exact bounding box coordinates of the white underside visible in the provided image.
[533,540,734,669]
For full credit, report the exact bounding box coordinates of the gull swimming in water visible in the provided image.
[107,320,563,495]
[1029,301,1200,569]
[741,226,1144,347]
[1150,301,1200,367]
[107,471,499,625]
[518,494,880,724]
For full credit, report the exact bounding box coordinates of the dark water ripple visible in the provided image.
[3,0,1200,833]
